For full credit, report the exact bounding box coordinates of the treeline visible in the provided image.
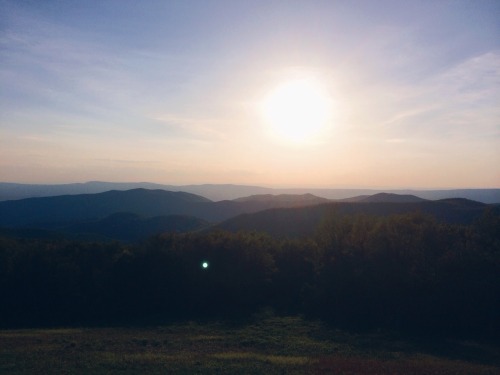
[0,210,498,338]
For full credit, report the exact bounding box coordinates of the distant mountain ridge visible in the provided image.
[0,189,209,227]
[358,193,427,203]
[213,199,494,239]
[63,213,209,242]
[1,182,499,203]
[233,193,329,205]
[0,213,209,242]
[0,182,271,202]
[0,188,331,228]
[0,188,496,244]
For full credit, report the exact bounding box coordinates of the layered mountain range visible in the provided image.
[0,187,496,242]
[1,181,499,203]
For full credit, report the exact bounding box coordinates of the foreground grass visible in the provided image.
[0,316,499,374]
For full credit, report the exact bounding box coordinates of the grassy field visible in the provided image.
[1,315,499,374]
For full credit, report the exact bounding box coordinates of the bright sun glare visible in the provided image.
[262,78,332,143]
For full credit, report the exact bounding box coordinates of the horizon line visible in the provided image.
[1,180,499,191]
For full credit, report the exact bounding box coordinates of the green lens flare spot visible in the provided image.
[202,261,209,269]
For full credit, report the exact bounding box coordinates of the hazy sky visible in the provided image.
[1,0,499,188]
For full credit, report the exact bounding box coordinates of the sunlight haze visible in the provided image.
[1,0,499,188]
[261,77,333,144]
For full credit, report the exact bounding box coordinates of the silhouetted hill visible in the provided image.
[359,193,427,203]
[436,198,487,208]
[0,182,176,201]
[276,188,500,204]
[0,213,209,243]
[2,182,499,203]
[337,195,369,202]
[233,193,329,205]
[338,193,425,203]
[213,199,493,238]
[1,188,496,240]
[0,189,211,227]
[0,227,74,241]
[0,189,331,229]
[214,205,331,238]
[63,213,209,242]
[198,194,331,222]
[0,182,272,202]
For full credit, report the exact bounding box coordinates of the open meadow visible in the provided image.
[1,316,499,374]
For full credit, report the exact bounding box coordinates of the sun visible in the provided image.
[261,78,332,143]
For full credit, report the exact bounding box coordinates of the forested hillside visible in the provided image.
[1,209,498,340]
[214,198,494,238]
[0,189,494,243]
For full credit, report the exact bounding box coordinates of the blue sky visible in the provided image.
[1,0,499,188]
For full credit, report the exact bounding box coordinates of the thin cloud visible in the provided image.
[151,112,245,143]
[373,51,500,141]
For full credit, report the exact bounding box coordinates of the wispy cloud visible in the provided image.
[1,6,241,149]
[1,22,129,125]
[432,52,500,103]
[1,9,182,128]
[1,0,498,187]
[149,112,238,143]
[372,51,500,141]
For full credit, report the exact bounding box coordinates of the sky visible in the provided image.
[1,0,499,188]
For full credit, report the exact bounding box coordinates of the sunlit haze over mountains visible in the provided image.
[1,0,499,188]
